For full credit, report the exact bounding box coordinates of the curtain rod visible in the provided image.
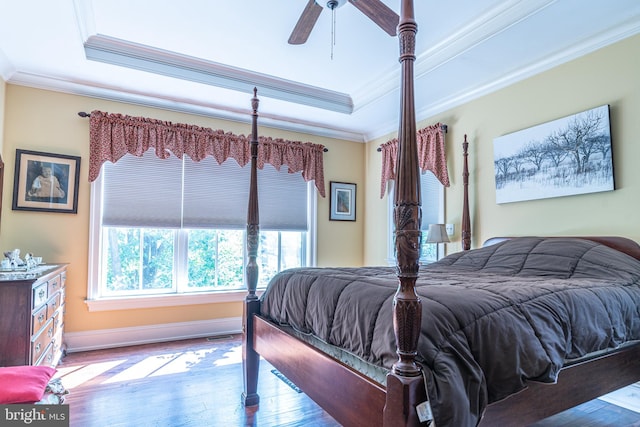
[77,112,328,152]
[376,124,448,152]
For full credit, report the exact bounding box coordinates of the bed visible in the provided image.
[241,1,640,426]
[256,236,640,425]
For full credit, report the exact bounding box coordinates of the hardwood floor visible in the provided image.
[57,335,640,426]
[59,334,339,427]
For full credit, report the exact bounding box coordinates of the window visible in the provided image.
[387,171,445,264]
[88,149,315,308]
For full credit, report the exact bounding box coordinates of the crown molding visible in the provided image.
[411,14,640,123]
[0,48,14,81]
[6,1,640,145]
[6,71,364,142]
[71,0,96,43]
[364,7,640,142]
[352,0,556,110]
[84,34,354,115]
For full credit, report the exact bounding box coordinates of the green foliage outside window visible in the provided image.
[101,227,304,297]
[104,228,174,293]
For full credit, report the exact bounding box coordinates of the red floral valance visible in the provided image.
[88,110,326,197]
[379,123,450,198]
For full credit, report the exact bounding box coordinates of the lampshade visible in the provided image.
[425,224,450,243]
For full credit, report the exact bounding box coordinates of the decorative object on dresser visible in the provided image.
[12,149,81,214]
[0,265,67,367]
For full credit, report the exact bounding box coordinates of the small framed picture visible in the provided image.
[12,149,81,214]
[329,181,356,221]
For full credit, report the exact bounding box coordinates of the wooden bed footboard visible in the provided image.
[251,312,640,426]
[480,343,640,425]
[253,315,387,427]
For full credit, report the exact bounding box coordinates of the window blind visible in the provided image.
[102,150,183,228]
[421,171,441,229]
[102,150,308,231]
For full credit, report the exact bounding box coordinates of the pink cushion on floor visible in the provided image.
[0,366,57,404]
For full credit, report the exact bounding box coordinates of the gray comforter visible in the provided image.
[259,237,640,426]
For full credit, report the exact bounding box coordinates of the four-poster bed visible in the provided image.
[242,1,640,426]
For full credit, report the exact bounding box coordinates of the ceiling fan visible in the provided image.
[288,0,399,45]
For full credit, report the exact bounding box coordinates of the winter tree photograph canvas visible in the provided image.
[493,104,614,204]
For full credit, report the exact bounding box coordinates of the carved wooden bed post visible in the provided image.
[461,135,471,250]
[242,88,261,407]
[383,0,429,425]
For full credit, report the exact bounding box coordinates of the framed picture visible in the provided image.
[493,104,614,204]
[12,149,81,214]
[329,181,356,221]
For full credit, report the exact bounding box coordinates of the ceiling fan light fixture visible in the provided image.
[322,0,346,10]
[289,0,399,45]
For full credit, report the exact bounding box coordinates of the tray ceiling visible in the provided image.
[1,0,639,142]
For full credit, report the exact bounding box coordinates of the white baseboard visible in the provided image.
[64,317,242,353]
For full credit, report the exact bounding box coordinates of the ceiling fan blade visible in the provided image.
[348,0,399,36]
[289,0,323,45]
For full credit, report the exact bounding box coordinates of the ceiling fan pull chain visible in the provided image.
[331,2,337,60]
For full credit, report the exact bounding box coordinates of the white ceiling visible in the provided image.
[1,0,639,142]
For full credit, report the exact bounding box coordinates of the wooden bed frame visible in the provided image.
[241,1,640,425]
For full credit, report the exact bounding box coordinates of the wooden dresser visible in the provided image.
[0,264,67,367]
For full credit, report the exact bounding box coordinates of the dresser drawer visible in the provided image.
[34,343,54,367]
[0,264,68,367]
[31,305,49,336]
[32,282,48,309]
[47,292,62,318]
[31,318,55,365]
[47,274,62,296]
[51,323,64,363]
[52,310,62,333]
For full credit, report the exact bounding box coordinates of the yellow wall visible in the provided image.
[0,78,5,167]
[365,33,640,265]
[319,138,366,267]
[0,86,364,334]
[4,33,638,335]
[363,131,388,264]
